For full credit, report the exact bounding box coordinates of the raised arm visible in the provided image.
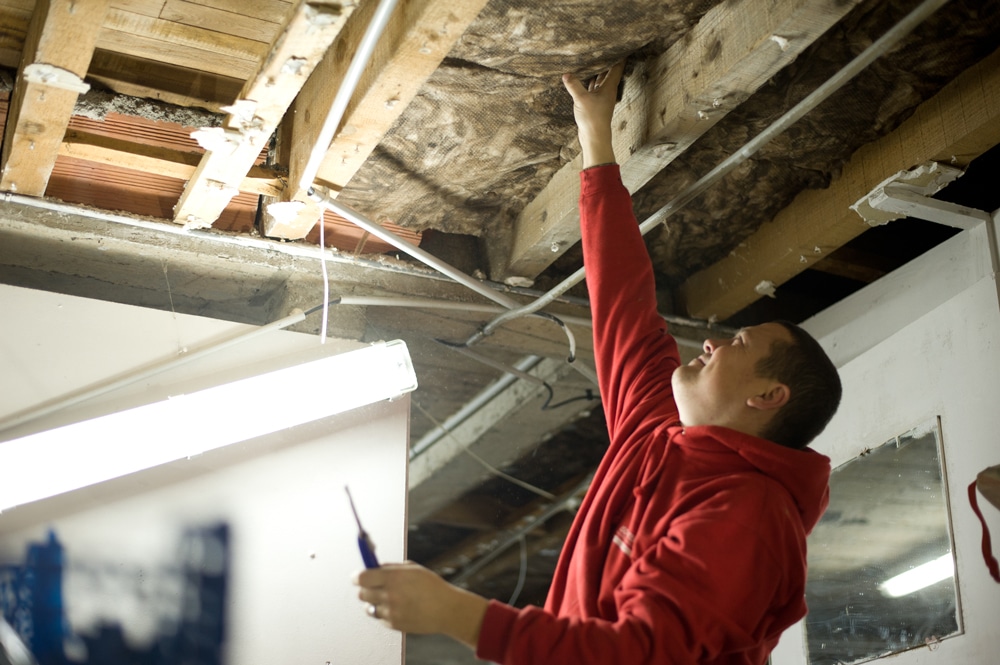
[562,63,681,439]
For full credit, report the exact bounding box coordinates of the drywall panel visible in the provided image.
[0,398,409,665]
[804,222,994,368]
[0,282,365,441]
[776,224,1000,664]
[0,284,409,664]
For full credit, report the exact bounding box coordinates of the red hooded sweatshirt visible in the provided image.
[476,165,831,665]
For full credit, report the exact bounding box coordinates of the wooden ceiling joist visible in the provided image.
[265,0,490,239]
[492,0,864,283]
[679,46,1000,322]
[0,0,111,196]
[172,0,355,229]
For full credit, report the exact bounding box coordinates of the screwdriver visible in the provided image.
[345,486,380,568]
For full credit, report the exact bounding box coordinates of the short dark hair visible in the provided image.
[754,321,842,450]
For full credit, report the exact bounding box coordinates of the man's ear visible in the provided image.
[746,383,790,411]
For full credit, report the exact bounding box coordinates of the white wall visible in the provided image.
[774,214,1000,664]
[0,285,408,665]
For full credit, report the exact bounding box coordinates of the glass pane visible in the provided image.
[804,419,961,664]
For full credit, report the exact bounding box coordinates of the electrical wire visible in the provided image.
[507,535,528,606]
[540,384,599,411]
[412,400,556,501]
[319,219,329,343]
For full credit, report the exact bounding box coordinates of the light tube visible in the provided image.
[0,340,417,512]
[878,553,955,597]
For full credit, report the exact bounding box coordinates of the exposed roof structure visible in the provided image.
[1,1,999,661]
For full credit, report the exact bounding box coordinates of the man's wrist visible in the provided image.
[579,132,615,168]
[443,586,488,649]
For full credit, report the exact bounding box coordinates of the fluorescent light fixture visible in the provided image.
[879,553,955,597]
[0,340,417,512]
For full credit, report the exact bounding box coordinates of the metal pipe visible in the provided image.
[311,191,523,310]
[470,0,951,342]
[0,309,307,435]
[297,0,402,191]
[328,295,594,329]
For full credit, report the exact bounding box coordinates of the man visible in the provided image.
[354,61,842,664]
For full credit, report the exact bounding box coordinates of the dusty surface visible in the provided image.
[339,0,1000,298]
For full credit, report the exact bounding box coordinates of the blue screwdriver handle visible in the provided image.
[346,486,380,568]
[358,532,380,569]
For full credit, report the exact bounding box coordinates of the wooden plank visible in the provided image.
[172,0,354,228]
[266,0,489,239]
[60,129,284,196]
[1,0,111,195]
[109,0,167,19]
[679,47,1000,322]
[88,49,242,112]
[176,0,292,20]
[493,0,865,282]
[160,0,287,42]
[97,8,266,78]
[0,6,29,67]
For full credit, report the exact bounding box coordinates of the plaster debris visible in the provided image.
[281,56,307,76]
[192,127,242,154]
[182,215,213,231]
[505,276,534,288]
[770,35,791,51]
[754,280,777,298]
[23,63,90,94]
[266,200,307,226]
[850,161,965,226]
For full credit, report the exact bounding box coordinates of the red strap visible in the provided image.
[969,480,1000,583]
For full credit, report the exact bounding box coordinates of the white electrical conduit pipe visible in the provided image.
[0,308,307,435]
[294,0,400,340]
[297,0,401,192]
[307,190,585,369]
[315,294,595,329]
[463,0,952,347]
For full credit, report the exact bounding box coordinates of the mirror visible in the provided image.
[804,418,961,664]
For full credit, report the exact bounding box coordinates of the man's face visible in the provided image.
[672,322,793,428]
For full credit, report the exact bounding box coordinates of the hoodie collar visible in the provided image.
[670,424,831,534]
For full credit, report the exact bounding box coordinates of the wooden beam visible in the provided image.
[60,130,285,197]
[0,0,111,195]
[492,0,864,282]
[265,0,489,239]
[97,7,269,79]
[0,5,29,69]
[87,49,243,113]
[172,0,354,229]
[679,46,1000,322]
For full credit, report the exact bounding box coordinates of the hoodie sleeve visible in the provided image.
[579,165,681,441]
[476,477,809,665]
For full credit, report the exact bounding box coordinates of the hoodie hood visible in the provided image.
[677,425,832,534]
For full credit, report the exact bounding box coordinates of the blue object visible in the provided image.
[345,487,379,568]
